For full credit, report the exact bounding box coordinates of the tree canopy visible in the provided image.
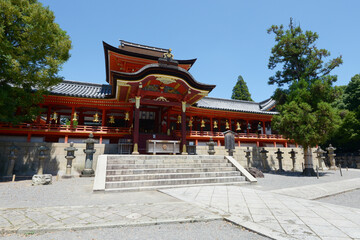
[267,19,342,175]
[231,75,253,101]
[0,0,71,123]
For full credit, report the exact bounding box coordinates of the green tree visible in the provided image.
[268,18,342,175]
[0,0,71,123]
[344,74,360,111]
[231,75,253,101]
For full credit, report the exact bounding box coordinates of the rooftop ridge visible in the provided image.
[120,40,169,53]
[202,96,260,104]
[59,79,111,88]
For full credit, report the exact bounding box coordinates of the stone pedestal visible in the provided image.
[275,148,284,172]
[206,137,216,155]
[326,144,337,170]
[288,149,297,172]
[260,148,269,171]
[244,147,252,168]
[314,146,326,170]
[81,133,97,177]
[32,174,52,185]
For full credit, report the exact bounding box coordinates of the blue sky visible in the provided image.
[40,0,360,102]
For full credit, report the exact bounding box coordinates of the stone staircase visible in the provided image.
[95,155,247,192]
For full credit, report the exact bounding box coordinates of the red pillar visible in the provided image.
[27,133,31,142]
[132,96,140,154]
[181,101,187,154]
[70,107,75,126]
[101,109,106,127]
[246,120,249,134]
[64,135,68,143]
[46,106,51,124]
[210,117,213,134]
[263,121,266,135]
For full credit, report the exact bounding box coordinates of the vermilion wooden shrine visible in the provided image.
[0,41,290,154]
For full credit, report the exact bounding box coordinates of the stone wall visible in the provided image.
[0,142,118,177]
[196,146,309,172]
[2,142,353,177]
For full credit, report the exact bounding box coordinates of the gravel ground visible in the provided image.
[245,168,360,191]
[1,220,270,240]
[317,189,360,209]
[0,178,179,208]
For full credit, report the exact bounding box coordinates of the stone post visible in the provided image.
[260,148,269,171]
[244,147,252,168]
[224,130,235,156]
[37,145,49,175]
[63,142,78,178]
[288,149,297,172]
[7,144,19,176]
[32,145,52,186]
[81,133,97,177]
[326,144,337,170]
[313,146,326,170]
[206,137,216,155]
[275,148,284,172]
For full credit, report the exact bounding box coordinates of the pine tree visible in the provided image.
[231,75,253,101]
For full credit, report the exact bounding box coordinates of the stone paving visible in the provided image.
[161,186,360,240]
[0,202,219,233]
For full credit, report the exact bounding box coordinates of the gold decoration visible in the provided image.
[109,115,115,124]
[125,112,130,121]
[236,122,241,131]
[72,112,78,122]
[163,48,174,59]
[201,120,205,128]
[213,120,218,129]
[93,113,99,122]
[225,120,230,129]
[177,115,181,124]
[154,96,169,102]
[52,112,58,120]
[188,118,193,127]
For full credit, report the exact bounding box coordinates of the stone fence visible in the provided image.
[1,142,358,178]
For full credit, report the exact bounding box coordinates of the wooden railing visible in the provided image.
[0,123,131,135]
[174,130,284,140]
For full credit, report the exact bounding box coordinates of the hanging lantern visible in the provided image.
[72,112,78,122]
[52,112,58,123]
[247,123,251,129]
[236,122,241,131]
[257,122,262,131]
[213,120,218,128]
[225,120,230,129]
[177,115,181,124]
[124,112,130,121]
[109,115,115,124]
[93,113,99,122]
[188,118,193,127]
[201,120,205,128]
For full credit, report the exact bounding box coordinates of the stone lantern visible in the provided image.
[63,142,78,178]
[206,137,216,155]
[7,144,19,176]
[224,130,235,156]
[244,147,252,168]
[275,148,284,172]
[314,146,326,170]
[326,144,337,170]
[81,133,98,177]
[260,148,269,171]
[288,149,297,172]
[32,145,52,186]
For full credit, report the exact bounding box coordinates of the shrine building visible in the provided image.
[0,40,291,154]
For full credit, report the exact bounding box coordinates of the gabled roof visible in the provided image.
[49,80,112,99]
[195,97,278,115]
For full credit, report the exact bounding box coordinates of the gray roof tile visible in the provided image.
[49,80,112,98]
[196,97,278,115]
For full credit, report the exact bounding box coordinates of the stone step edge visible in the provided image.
[105,176,245,185]
[106,163,232,168]
[106,167,236,172]
[104,181,249,192]
[106,171,241,178]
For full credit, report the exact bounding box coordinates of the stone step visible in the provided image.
[106,163,233,170]
[106,171,241,181]
[104,181,249,192]
[106,167,237,175]
[107,158,228,165]
[105,176,245,189]
[106,155,225,161]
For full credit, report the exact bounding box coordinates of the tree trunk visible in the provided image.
[302,146,316,176]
